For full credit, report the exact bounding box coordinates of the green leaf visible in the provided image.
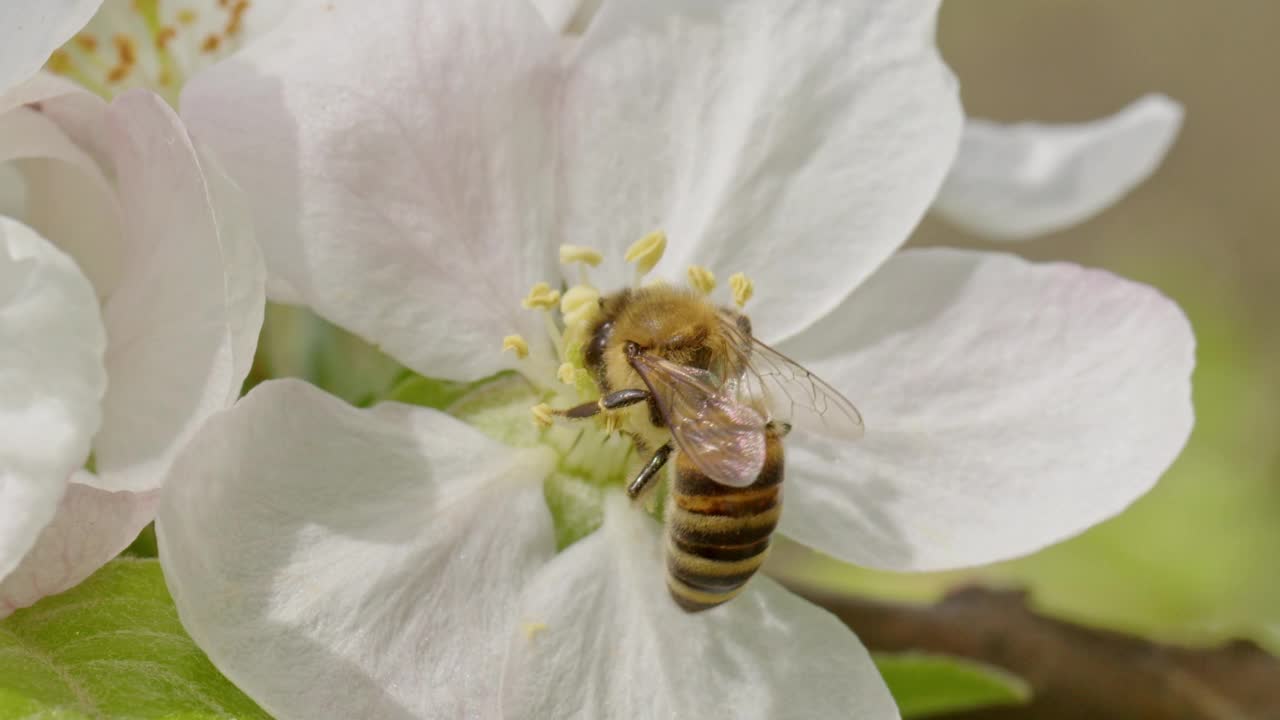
[874,652,1030,718]
[122,523,158,558]
[0,558,268,719]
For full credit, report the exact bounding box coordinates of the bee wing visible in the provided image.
[722,320,865,441]
[630,352,767,488]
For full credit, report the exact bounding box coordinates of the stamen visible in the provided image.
[530,403,554,429]
[686,265,716,295]
[557,363,577,385]
[225,0,251,36]
[559,244,603,267]
[47,50,74,75]
[729,272,754,308]
[522,282,561,310]
[624,230,667,281]
[542,313,564,360]
[521,621,549,640]
[502,335,530,359]
[47,0,258,106]
[560,285,601,331]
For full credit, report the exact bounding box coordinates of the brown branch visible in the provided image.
[796,586,1280,720]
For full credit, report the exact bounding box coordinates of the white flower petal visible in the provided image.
[0,472,157,617]
[0,163,23,218]
[529,0,597,33]
[777,248,1194,571]
[87,89,265,492]
[501,494,899,720]
[0,90,123,297]
[932,94,1184,240]
[181,0,562,381]
[0,217,106,582]
[559,0,961,342]
[0,0,104,93]
[157,380,558,720]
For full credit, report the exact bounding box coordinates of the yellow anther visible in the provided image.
[522,282,561,310]
[561,285,601,330]
[687,265,716,295]
[624,230,667,276]
[531,403,554,429]
[557,363,577,385]
[521,621,549,640]
[502,335,530,359]
[559,244,603,267]
[729,272,754,308]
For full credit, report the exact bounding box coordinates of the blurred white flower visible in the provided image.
[933,93,1183,240]
[156,0,1193,718]
[0,1,106,92]
[42,0,290,106]
[531,0,1185,242]
[0,9,265,613]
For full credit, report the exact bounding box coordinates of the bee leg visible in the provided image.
[766,420,793,438]
[559,389,651,419]
[627,442,673,500]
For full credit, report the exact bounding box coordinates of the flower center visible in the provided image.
[495,234,755,547]
[45,0,256,105]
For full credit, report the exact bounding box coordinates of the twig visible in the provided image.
[797,585,1280,720]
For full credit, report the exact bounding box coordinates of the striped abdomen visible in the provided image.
[664,429,784,612]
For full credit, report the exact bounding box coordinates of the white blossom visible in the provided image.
[156,1,1194,718]
[0,2,265,612]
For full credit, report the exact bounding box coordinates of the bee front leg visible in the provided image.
[558,389,651,419]
[627,442,673,500]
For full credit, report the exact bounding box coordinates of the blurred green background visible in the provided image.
[770,0,1280,654]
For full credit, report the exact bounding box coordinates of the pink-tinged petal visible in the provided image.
[0,217,106,582]
[933,95,1184,240]
[86,90,264,493]
[157,380,558,720]
[0,472,157,617]
[777,248,1194,571]
[0,0,104,92]
[502,494,899,720]
[0,91,123,297]
[4,73,114,169]
[181,0,562,381]
[558,0,961,342]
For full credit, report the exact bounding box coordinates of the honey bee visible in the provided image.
[558,286,864,612]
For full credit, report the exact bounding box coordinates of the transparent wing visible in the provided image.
[721,318,865,441]
[630,352,767,488]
